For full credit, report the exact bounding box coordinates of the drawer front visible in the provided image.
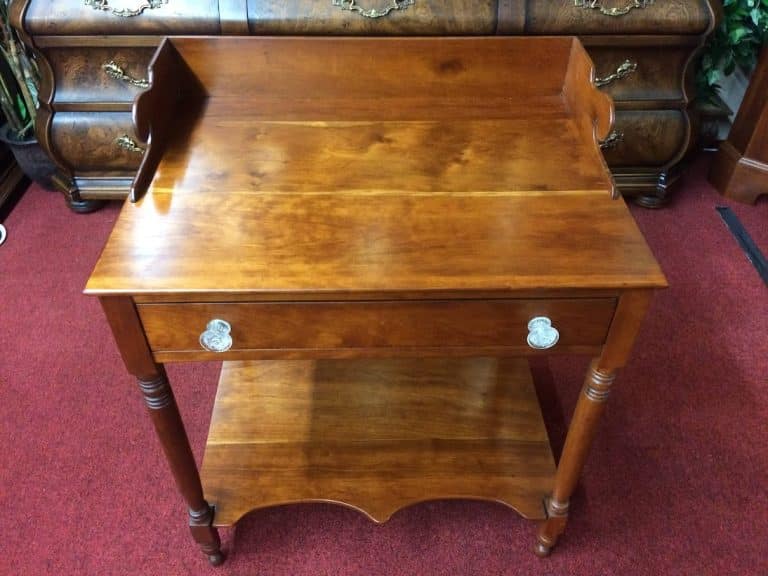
[51,112,143,173]
[248,0,497,35]
[588,44,693,103]
[138,299,617,355]
[603,110,688,167]
[25,0,219,35]
[526,0,712,35]
[44,47,158,105]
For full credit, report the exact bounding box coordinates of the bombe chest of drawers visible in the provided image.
[11,0,715,211]
[85,35,666,565]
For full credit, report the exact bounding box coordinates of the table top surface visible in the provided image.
[85,36,666,299]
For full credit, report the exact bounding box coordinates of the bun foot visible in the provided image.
[208,551,225,566]
[67,198,104,214]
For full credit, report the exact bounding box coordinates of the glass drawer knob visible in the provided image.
[199,319,232,353]
[527,317,560,350]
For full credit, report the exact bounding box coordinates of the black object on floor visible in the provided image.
[716,206,768,286]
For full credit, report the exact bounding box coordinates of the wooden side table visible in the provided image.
[709,45,768,204]
[85,36,667,565]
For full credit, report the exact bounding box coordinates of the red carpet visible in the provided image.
[1,155,766,575]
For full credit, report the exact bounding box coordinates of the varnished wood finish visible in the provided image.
[87,192,664,295]
[248,0,497,35]
[587,43,694,103]
[203,357,556,524]
[709,45,768,204]
[536,289,653,556]
[526,0,712,35]
[603,110,688,166]
[98,297,223,565]
[13,0,716,205]
[43,46,157,106]
[131,39,206,202]
[24,0,220,35]
[86,38,665,297]
[218,0,249,34]
[86,36,666,560]
[50,112,142,173]
[137,298,617,357]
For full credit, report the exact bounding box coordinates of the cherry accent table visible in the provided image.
[85,36,667,566]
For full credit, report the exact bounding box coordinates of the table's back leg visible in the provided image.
[100,297,224,566]
[536,289,653,557]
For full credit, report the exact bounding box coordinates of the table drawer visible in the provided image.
[588,44,693,103]
[43,46,157,105]
[137,299,617,356]
[248,0,497,35]
[51,112,143,173]
[603,110,687,167]
[526,0,712,35]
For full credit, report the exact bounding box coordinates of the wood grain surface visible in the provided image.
[24,0,220,35]
[526,0,712,35]
[85,37,668,297]
[709,45,768,204]
[86,192,665,296]
[202,357,556,524]
[136,298,616,356]
[248,0,497,35]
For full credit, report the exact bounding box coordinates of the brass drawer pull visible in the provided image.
[116,135,145,154]
[200,319,233,353]
[574,0,654,17]
[527,317,559,350]
[599,131,624,150]
[85,0,167,18]
[103,61,149,89]
[595,59,638,88]
[332,0,414,19]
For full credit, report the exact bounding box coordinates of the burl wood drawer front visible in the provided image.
[603,110,687,167]
[137,299,617,355]
[43,47,157,106]
[25,0,219,35]
[526,1,712,35]
[51,112,143,173]
[588,45,693,103]
[248,0,497,35]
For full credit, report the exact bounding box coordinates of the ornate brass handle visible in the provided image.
[85,0,167,18]
[332,0,414,19]
[599,131,624,150]
[103,61,149,89]
[115,135,145,154]
[200,320,233,353]
[527,317,560,350]
[574,0,654,17]
[595,59,638,88]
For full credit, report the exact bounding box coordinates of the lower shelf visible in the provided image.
[201,357,556,526]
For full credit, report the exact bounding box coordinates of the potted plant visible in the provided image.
[0,0,56,189]
[698,0,768,103]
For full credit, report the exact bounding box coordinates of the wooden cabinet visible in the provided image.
[709,45,768,204]
[11,0,716,209]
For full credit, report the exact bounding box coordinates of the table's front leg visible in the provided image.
[100,297,224,567]
[536,290,652,557]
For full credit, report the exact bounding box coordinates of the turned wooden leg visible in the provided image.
[536,360,615,557]
[138,370,224,566]
[101,297,225,565]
